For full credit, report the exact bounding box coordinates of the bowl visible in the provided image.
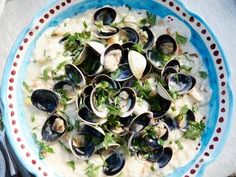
[0,0,233,176]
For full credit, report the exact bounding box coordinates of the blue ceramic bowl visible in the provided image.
[0,0,233,176]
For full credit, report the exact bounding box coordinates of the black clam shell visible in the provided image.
[157,147,173,168]
[129,112,153,133]
[94,7,116,25]
[151,94,171,118]
[92,74,119,89]
[70,132,95,160]
[65,64,85,87]
[156,34,177,55]
[141,26,155,50]
[120,27,139,43]
[31,89,59,113]
[41,114,67,141]
[103,152,125,176]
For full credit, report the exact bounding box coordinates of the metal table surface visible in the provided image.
[0,0,235,176]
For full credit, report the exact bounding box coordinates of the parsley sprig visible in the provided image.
[184,120,205,140]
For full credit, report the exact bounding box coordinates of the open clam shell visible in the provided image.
[176,109,196,130]
[140,26,155,50]
[156,34,177,55]
[129,112,153,133]
[65,64,86,88]
[157,147,173,168]
[128,50,147,80]
[111,63,133,82]
[75,41,105,77]
[100,43,123,72]
[31,89,59,113]
[41,114,67,142]
[94,7,116,25]
[103,152,125,176]
[117,87,136,118]
[92,74,119,89]
[95,25,119,39]
[53,80,77,104]
[168,73,194,95]
[120,27,139,43]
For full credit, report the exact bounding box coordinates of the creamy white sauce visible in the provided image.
[23,6,212,177]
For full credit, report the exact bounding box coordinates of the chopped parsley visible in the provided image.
[66,161,76,171]
[140,11,156,27]
[103,133,117,150]
[39,67,51,81]
[133,80,152,99]
[192,104,199,113]
[31,114,36,123]
[169,90,180,100]
[32,133,54,159]
[111,69,121,80]
[199,71,208,79]
[180,65,192,73]
[58,140,72,154]
[22,81,33,92]
[83,21,88,29]
[184,120,206,140]
[175,32,188,45]
[85,162,101,177]
[175,140,184,150]
[131,43,144,53]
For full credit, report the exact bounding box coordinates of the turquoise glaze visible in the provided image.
[0,0,233,176]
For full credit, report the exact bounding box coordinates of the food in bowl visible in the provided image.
[22,6,212,177]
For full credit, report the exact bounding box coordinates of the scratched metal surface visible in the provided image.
[0,0,235,176]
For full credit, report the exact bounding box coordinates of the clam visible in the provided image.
[120,42,135,64]
[156,82,173,101]
[65,64,86,88]
[120,27,139,43]
[69,132,95,160]
[164,59,180,72]
[150,94,171,118]
[31,89,59,113]
[156,34,177,55]
[53,80,76,104]
[159,116,176,131]
[146,49,168,71]
[78,106,107,126]
[110,64,133,82]
[41,114,67,141]
[100,43,123,72]
[152,121,170,141]
[106,115,135,136]
[116,87,136,118]
[161,66,178,82]
[84,124,105,146]
[157,147,173,168]
[94,7,116,25]
[129,112,153,133]
[128,50,147,80]
[103,152,125,176]
[95,25,119,39]
[92,74,119,89]
[175,109,195,130]
[168,73,194,94]
[140,26,155,50]
[75,41,105,77]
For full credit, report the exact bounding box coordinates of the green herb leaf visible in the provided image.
[111,69,121,80]
[175,140,184,150]
[175,32,188,45]
[85,162,101,177]
[23,81,33,92]
[58,140,72,154]
[169,90,180,100]
[180,105,189,115]
[32,133,54,159]
[67,161,75,171]
[199,71,208,79]
[103,133,116,150]
[180,65,192,73]
[150,165,155,172]
[83,21,88,29]
[140,11,156,27]
[31,114,36,123]
[39,67,51,81]
[131,43,144,53]
[184,120,206,140]
[192,104,199,113]
[158,139,165,146]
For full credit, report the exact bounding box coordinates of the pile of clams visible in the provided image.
[30,7,199,176]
